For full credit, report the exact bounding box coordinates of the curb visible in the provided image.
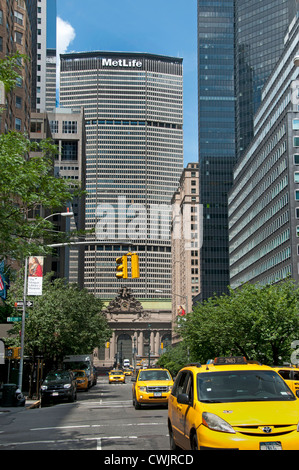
[26,400,40,409]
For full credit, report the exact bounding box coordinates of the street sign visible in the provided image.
[14,300,34,308]
[7,316,28,322]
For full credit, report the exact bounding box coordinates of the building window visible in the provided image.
[61,141,78,161]
[16,96,22,109]
[15,31,23,45]
[14,11,24,26]
[15,118,21,131]
[293,119,299,130]
[62,121,78,134]
[294,154,299,165]
[294,137,299,147]
[50,120,59,133]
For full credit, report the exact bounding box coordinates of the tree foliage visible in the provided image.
[0,131,84,260]
[4,274,111,365]
[177,280,299,366]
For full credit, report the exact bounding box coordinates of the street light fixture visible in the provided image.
[18,210,73,392]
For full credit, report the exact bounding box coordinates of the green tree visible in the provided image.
[5,274,111,366]
[179,280,299,366]
[156,341,194,377]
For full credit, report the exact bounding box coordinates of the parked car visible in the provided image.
[40,369,77,406]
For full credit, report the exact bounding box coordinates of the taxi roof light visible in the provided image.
[213,356,247,365]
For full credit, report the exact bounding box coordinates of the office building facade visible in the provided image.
[197,0,236,299]
[229,17,299,288]
[197,0,297,300]
[171,162,200,344]
[0,0,32,134]
[60,52,183,300]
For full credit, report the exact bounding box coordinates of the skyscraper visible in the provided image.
[197,0,236,300]
[197,0,297,300]
[60,52,184,300]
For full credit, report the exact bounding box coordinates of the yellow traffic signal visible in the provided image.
[116,255,128,279]
[131,253,140,278]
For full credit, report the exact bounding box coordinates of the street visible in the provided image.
[0,376,170,451]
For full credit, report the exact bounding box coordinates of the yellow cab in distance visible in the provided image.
[109,369,126,384]
[124,368,133,376]
[73,370,89,391]
[272,366,299,397]
[132,367,173,409]
[168,357,299,450]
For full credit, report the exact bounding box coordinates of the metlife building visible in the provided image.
[60,52,184,300]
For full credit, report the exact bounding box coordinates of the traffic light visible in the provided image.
[131,253,140,278]
[116,255,128,279]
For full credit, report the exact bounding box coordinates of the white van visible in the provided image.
[123,359,130,367]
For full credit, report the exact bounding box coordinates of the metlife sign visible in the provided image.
[102,58,142,68]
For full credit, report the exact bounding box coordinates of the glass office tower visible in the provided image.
[235,0,296,159]
[60,52,183,300]
[198,0,297,300]
[198,0,236,300]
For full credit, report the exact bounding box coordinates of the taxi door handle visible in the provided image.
[177,404,183,412]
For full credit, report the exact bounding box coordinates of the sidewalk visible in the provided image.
[0,396,40,413]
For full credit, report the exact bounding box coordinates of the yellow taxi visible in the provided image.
[109,369,126,384]
[132,367,173,409]
[272,366,299,397]
[168,357,299,450]
[73,370,89,391]
[124,368,133,377]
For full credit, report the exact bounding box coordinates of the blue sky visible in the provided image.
[56,0,198,165]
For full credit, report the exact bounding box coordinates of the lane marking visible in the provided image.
[0,435,140,449]
[30,422,162,431]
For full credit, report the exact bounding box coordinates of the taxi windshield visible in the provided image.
[197,370,295,403]
[138,370,171,381]
[110,370,123,375]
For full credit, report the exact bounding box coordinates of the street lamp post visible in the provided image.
[18,211,73,392]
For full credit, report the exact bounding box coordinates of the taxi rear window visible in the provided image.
[197,370,295,403]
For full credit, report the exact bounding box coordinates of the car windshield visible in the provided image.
[44,371,71,382]
[138,370,171,381]
[197,370,296,403]
[110,370,123,375]
[73,371,85,378]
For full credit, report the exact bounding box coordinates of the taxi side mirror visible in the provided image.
[177,393,190,405]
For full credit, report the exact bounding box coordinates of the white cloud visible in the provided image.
[56,17,76,95]
[57,17,76,55]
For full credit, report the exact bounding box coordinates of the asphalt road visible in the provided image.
[0,376,170,451]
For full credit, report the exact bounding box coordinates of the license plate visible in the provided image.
[154,392,162,397]
[52,392,59,396]
[260,442,282,450]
